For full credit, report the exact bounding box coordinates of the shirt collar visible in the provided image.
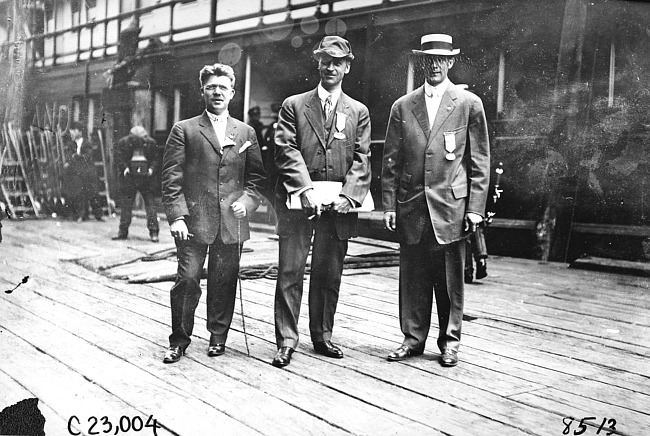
[424,79,450,98]
[206,110,229,123]
[317,84,341,106]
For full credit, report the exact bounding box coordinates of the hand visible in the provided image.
[123,167,130,177]
[464,212,483,233]
[300,189,321,220]
[384,211,396,232]
[148,168,153,177]
[170,219,190,241]
[231,201,247,219]
[331,196,352,214]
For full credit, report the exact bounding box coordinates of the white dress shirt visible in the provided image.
[317,84,341,116]
[424,78,450,130]
[75,137,84,155]
[206,110,229,145]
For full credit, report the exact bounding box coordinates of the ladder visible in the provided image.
[0,123,40,218]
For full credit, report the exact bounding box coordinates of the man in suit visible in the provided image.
[161,63,265,364]
[381,34,490,367]
[271,36,371,367]
[112,126,161,242]
[62,122,104,222]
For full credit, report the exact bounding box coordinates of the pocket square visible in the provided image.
[238,141,252,153]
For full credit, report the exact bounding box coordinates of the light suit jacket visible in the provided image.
[381,83,490,245]
[162,111,266,245]
[274,88,371,240]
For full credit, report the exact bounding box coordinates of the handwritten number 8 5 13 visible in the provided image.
[563,417,617,435]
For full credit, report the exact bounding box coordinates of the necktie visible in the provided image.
[324,95,333,121]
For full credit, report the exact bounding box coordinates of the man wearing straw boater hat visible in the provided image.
[270,35,371,367]
[381,34,490,367]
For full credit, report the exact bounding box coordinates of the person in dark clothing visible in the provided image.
[247,106,267,150]
[112,126,161,241]
[464,224,488,283]
[62,122,103,222]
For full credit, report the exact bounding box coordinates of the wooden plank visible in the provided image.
[2,268,442,435]
[0,297,260,435]
[0,368,71,436]
[7,253,559,436]
[42,277,546,435]
[69,272,572,434]
[570,256,650,277]
[511,388,650,434]
[0,327,177,436]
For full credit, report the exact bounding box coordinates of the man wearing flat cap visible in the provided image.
[271,35,371,367]
[381,34,490,367]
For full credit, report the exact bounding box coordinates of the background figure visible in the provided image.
[465,162,503,283]
[271,36,371,368]
[247,105,267,150]
[61,121,103,222]
[261,103,281,224]
[464,224,488,283]
[112,126,161,242]
[161,63,265,364]
[382,34,490,368]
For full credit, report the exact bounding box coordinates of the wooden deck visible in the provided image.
[1,216,648,436]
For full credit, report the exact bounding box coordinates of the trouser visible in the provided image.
[274,212,348,349]
[169,236,241,349]
[70,190,103,220]
[117,179,159,235]
[399,223,466,352]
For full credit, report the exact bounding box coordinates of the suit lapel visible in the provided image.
[222,118,238,160]
[411,88,431,139]
[304,90,327,149]
[199,111,223,155]
[429,91,457,141]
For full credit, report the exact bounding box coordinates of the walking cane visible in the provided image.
[237,220,251,357]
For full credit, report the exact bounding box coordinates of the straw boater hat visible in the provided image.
[412,34,460,56]
[313,36,355,60]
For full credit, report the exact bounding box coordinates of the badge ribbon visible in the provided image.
[443,131,456,161]
[334,112,347,140]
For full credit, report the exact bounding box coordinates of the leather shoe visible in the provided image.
[162,345,184,364]
[272,347,294,367]
[112,234,128,240]
[439,349,459,367]
[207,343,225,357]
[464,270,474,284]
[313,340,344,358]
[387,345,423,362]
[150,232,159,243]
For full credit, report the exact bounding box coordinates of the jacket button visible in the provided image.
[317,150,322,154]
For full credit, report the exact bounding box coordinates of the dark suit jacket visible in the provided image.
[162,111,266,245]
[114,133,160,175]
[274,88,371,240]
[62,135,100,197]
[381,83,490,245]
